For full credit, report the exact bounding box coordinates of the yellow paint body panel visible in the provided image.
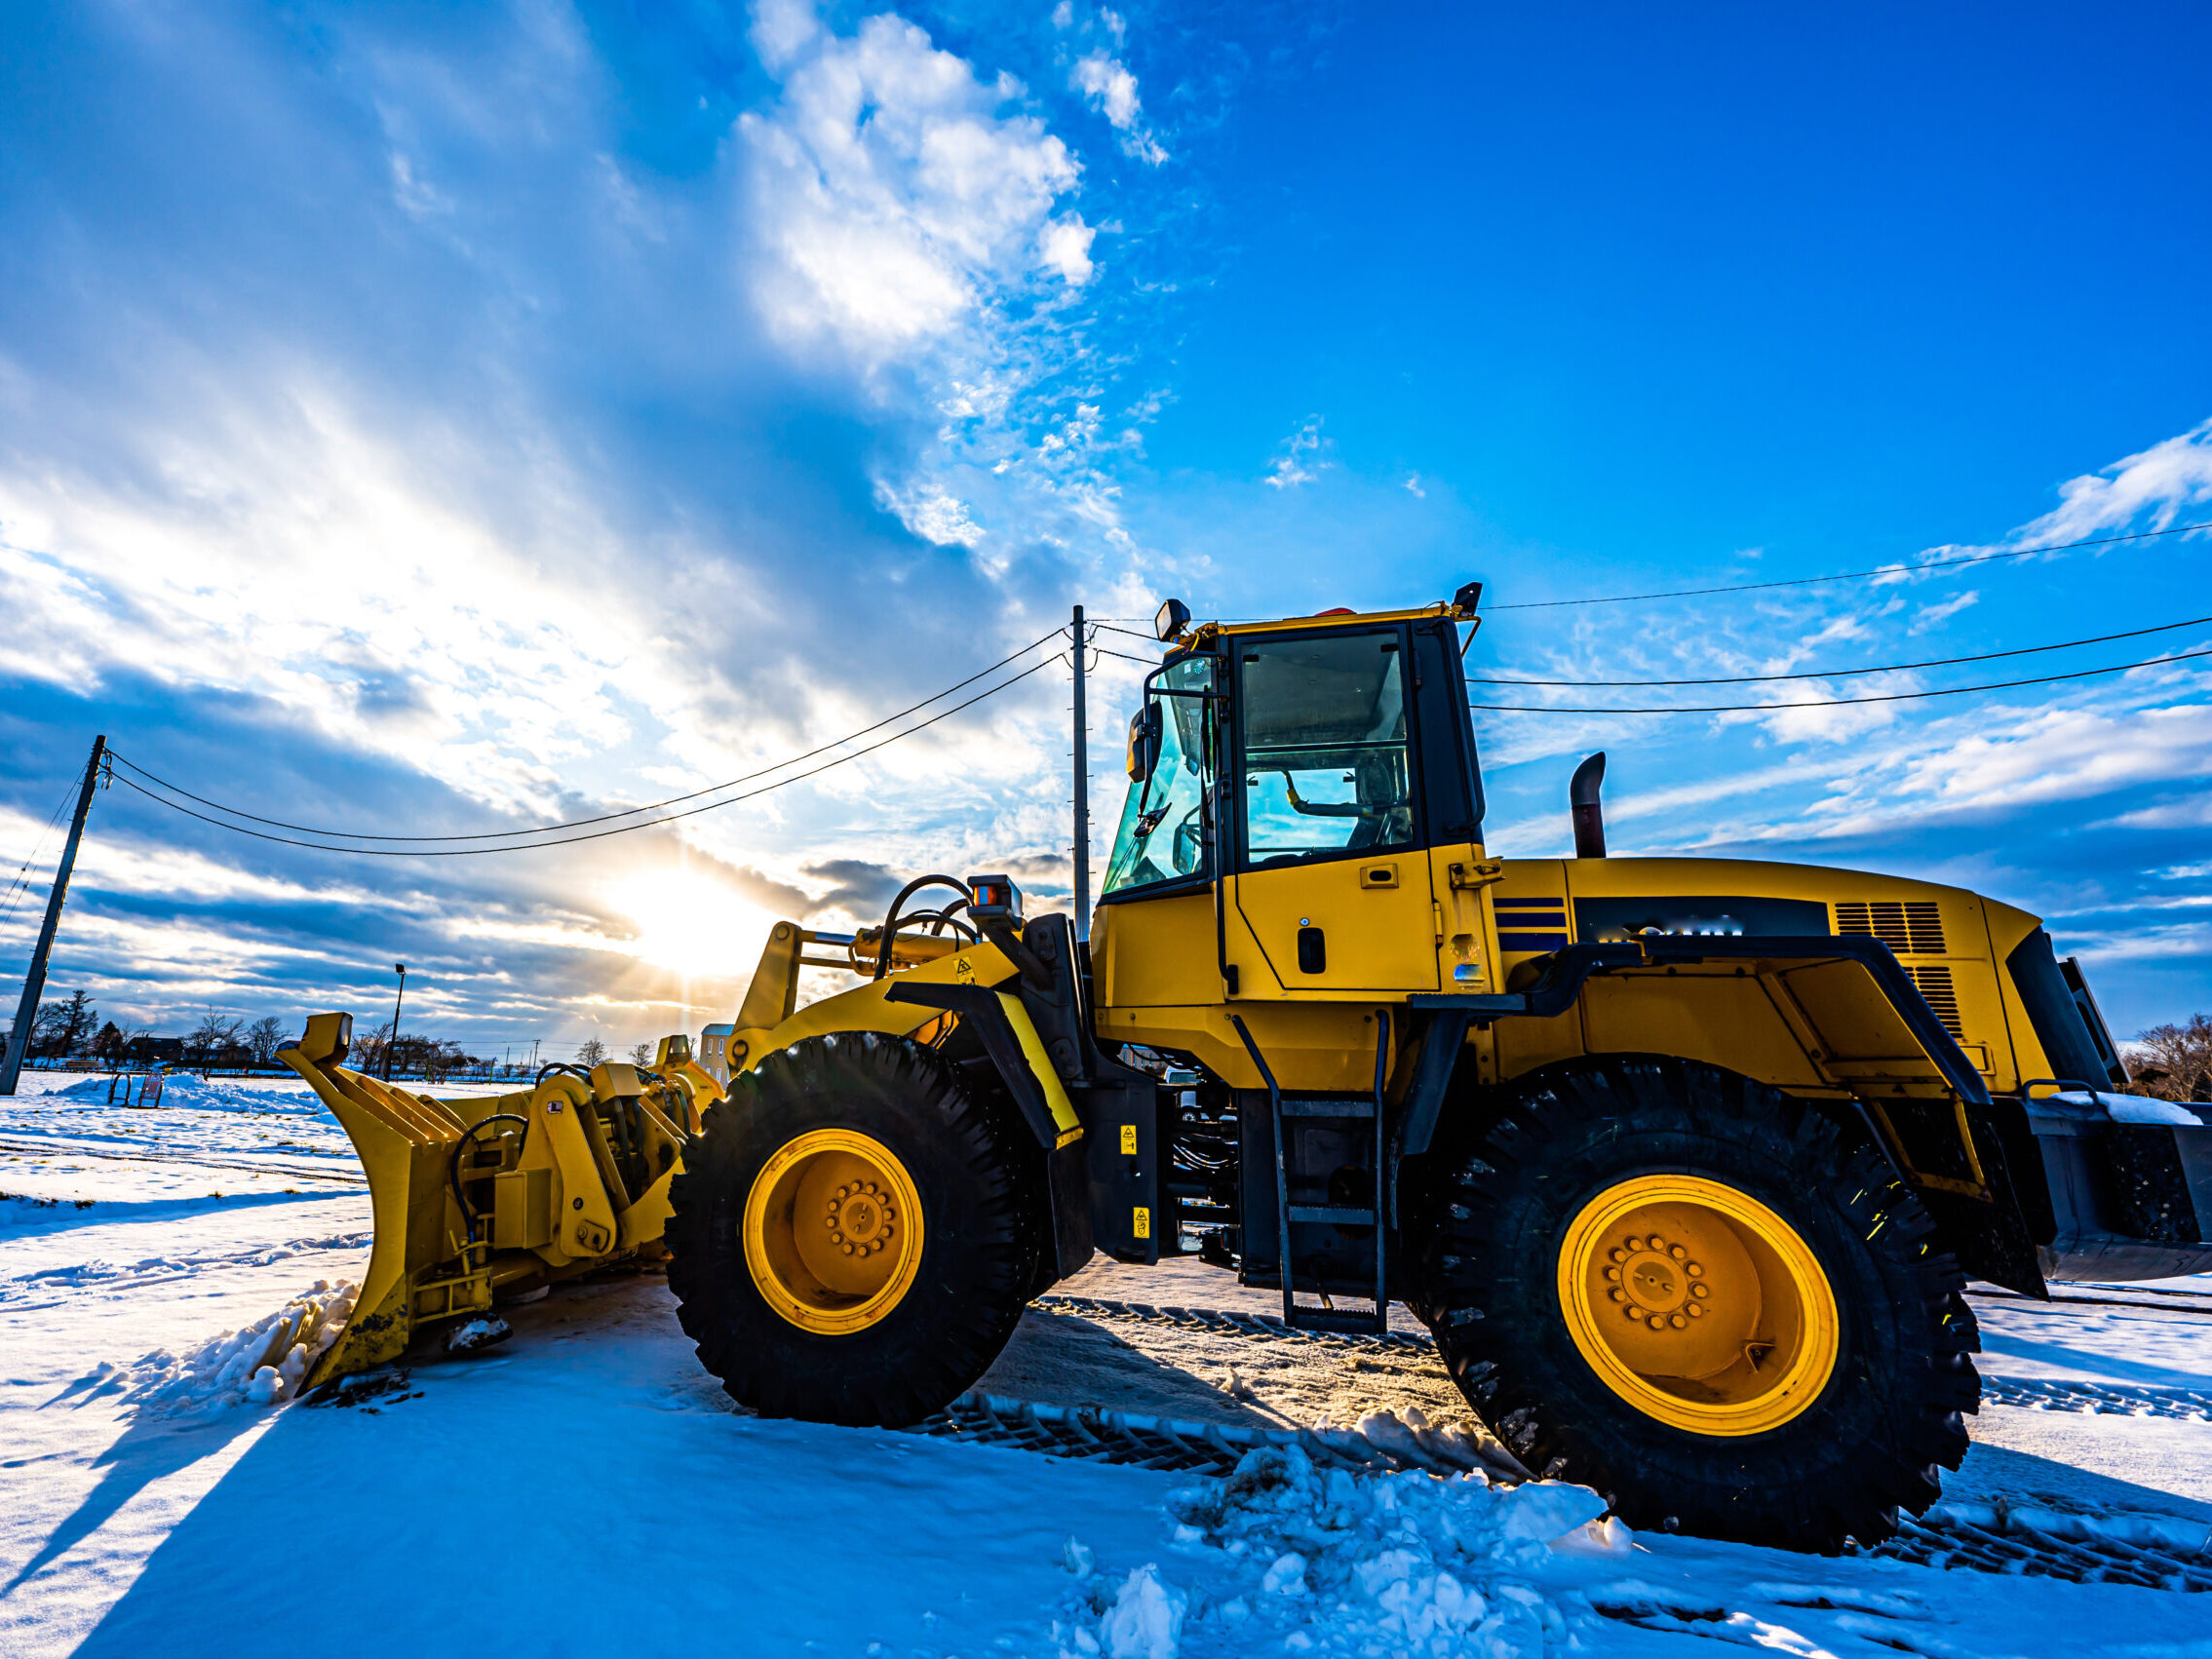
[997,989,1082,1144]
[1092,852,2042,1101]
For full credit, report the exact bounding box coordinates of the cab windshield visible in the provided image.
[1102,655,1216,897]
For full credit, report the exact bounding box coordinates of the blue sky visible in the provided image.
[2,0,2208,1058]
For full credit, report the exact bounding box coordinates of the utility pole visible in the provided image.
[1071,604,1091,940]
[2,735,106,1097]
[382,962,407,1082]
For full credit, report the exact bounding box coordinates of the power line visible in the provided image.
[1484,522,2207,611]
[114,655,1066,856]
[1469,614,2212,687]
[0,780,82,936]
[108,629,1069,844]
[1470,646,2212,714]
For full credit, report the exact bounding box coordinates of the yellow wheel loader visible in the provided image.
[279,586,2212,1554]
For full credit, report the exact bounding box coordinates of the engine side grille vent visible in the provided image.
[1835,900,1947,955]
[1908,965,1963,1039]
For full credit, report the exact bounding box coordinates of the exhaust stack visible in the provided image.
[1570,752,1607,859]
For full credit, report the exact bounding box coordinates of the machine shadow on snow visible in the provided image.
[53,1301,1264,1655]
[2,1393,268,1599]
[974,1306,1293,1431]
[1972,1331,2212,1393]
[1957,1441,2212,1526]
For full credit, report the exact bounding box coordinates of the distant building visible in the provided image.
[700,1022,735,1085]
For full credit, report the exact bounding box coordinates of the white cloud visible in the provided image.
[741,9,1086,365]
[1037,212,1097,283]
[388,154,451,220]
[1264,416,1328,489]
[875,482,984,547]
[2014,417,2212,546]
[1073,51,1140,128]
[1908,590,1978,632]
[1071,50,1168,165]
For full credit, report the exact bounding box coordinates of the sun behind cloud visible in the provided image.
[609,869,777,984]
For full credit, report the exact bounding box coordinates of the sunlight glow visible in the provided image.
[611,871,775,981]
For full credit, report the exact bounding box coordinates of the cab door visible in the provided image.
[1224,625,1440,997]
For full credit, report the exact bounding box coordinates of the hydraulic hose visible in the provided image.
[873,873,973,979]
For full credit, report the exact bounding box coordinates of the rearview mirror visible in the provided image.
[1126,704,1162,784]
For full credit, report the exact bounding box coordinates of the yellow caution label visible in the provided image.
[1120,1123,1138,1155]
[1133,1206,1150,1240]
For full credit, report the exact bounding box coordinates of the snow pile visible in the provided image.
[1341,1406,1530,1483]
[53,1072,332,1118]
[120,1279,358,1414]
[1057,1443,1624,1657]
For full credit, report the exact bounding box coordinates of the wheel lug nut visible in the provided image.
[1669,1314,1687,1329]
[1688,1304,1705,1318]
[1609,1249,1626,1263]
[1648,1235,1665,1251]
[1669,1246,1687,1260]
[1608,1289,1623,1302]
[1686,1263,1703,1277]
[1692,1284,1709,1298]
[1603,1266,1618,1281]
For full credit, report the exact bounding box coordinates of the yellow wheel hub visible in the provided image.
[744,1129,924,1335]
[1557,1174,1840,1436]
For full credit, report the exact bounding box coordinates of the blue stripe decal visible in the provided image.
[1494,899,1567,908]
[1497,932,1572,951]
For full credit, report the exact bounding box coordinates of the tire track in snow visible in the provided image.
[0,1135,367,1185]
[0,1231,372,1311]
[1039,1294,2212,1420]
[915,1387,2212,1592]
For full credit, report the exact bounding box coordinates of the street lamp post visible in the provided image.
[383,962,407,1082]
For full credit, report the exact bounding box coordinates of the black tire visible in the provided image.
[1403,1055,1980,1553]
[665,1031,1040,1427]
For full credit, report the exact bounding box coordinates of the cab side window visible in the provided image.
[1237,631,1415,868]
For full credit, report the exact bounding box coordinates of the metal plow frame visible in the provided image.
[280,1012,712,1391]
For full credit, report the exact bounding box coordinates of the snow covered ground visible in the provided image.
[5,1070,2211,1658]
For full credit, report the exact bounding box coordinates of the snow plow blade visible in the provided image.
[279,1012,719,1391]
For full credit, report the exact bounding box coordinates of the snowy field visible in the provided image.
[4,1071,2211,1658]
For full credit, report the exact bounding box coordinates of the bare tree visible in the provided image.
[2134,1015,2212,1102]
[245,1016,289,1064]
[577,1037,609,1067]
[355,1019,394,1076]
[628,1040,655,1068]
[33,989,97,1059]
[187,1013,244,1050]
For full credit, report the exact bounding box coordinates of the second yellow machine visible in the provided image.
[283,586,2212,1554]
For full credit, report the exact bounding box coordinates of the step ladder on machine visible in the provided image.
[1229,1010,1391,1335]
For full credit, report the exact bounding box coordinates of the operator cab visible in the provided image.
[1099,586,1488,999]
